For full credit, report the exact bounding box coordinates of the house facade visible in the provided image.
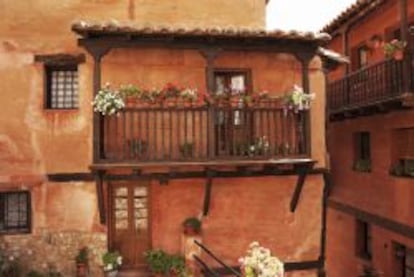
[324,0,414,276]
[0,1,329,276]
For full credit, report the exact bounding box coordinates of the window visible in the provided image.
[0,191,31,234]
[390,128,414,177]
[405,248,414,277]
[357,46,369,69]
[351,44,369,71]
[45,64,79,109]
[353,132,371,172]
[356,220,372,260]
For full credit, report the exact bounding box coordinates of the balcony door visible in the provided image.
[109,182,150,268]
[214,70,252,156]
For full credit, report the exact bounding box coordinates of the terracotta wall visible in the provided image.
[326,0,414,81]
[325,0,414,275]
[327,208,414,277]
[150,175,324,269]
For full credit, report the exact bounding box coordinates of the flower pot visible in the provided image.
[104,270,118,277]
[76,263,88,277]
[393,50,404,61]
[183,225,200,236]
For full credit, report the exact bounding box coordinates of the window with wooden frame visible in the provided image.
[390,128,414,177]
[0,191,31,234]
[45,64,79,109]
[357,46,369,69]
[351,44,369,71]
[213,69,252,155]
[353,132,371,172]
[356,219,372,260]
[404,247,414,277]
[35,54,84,110]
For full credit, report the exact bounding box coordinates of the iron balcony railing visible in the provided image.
[328,56,414,113]
[97,99,309,163]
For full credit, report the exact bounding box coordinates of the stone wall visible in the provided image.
[0,230,107,276]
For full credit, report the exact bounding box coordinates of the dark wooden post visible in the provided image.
[342,25,350,75]
[95,170,106,224]
[199,48,221,158]
[400,0,411,93]
[295,51,314,156]
[79,42,111,163]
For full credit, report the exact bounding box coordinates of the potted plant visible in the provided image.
[93,84,126,116]
[359,265,381,277]
[168,255,186,277]
[182,217,201,235]
[283,84,315,113]
[144,249,170,277]
[384,39,407,60]
[102,251,122,277]
[179,142,194,158]
[75,247,89,277]
[353,159,371,172]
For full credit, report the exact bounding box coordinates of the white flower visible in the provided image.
[239,242,284,277]
[117,256,123,265]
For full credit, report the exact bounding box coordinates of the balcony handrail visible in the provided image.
[99,100,309,163]
[194,240,241,277]
[328,55,410,113]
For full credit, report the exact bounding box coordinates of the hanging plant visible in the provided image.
[283,84,315,112]
[92,84,125,116]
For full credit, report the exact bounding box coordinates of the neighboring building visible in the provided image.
[0,1,330,276]
[324,0,414,276]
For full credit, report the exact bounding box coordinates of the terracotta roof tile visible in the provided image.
[321,0,385,34]
[72,20,331,44]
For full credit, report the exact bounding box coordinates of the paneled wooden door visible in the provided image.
[109,182,150,268]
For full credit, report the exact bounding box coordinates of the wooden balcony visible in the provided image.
[95,100,310,167]
[328,55,414,120]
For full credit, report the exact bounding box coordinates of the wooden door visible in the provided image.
[109,182,150,268]
[214,70,252,156]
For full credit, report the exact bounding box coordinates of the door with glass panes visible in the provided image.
[214,70,252,156]
[109,182,150,268]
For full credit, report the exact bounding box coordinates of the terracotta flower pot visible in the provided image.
[76,263,88,277]
[393,50,404,61]
[183,225,199,236]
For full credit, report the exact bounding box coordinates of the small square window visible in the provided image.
[0,191,31,234]
[45,65,79,109]
[353,132,371,172]
[356,220,372,260]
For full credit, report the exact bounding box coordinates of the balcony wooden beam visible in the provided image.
[289,164,311,212]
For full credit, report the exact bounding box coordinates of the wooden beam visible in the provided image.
[400,0,411,93]
[34,53,85,65]
[328,199,414,240]
[78,37,318,56]
[95,170,106,224]
[317,172,332,277]
[203,175,213,216]
[199,48,221,159]
[290,164,310,212]
[295,52,314,156]
[47,172,94,182]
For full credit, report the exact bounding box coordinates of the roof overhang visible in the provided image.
[72,20,331,54]
[321,0,385,35]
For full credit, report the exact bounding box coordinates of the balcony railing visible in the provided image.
[98,100,309,164]
[328,56,413,114]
